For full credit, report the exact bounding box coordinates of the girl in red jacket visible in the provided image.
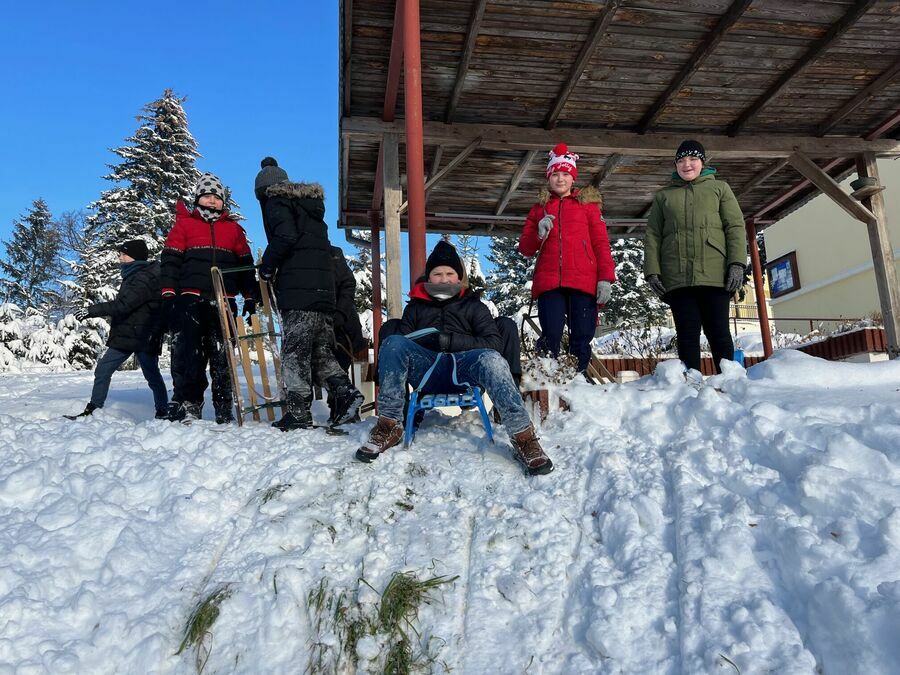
[518,144,615,372]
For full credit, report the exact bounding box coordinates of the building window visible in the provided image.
[766,251,801,298]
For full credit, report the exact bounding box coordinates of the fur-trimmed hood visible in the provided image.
[265,181,325,200]
[538,185,602,207]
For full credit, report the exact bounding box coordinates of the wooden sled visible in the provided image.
[211,265,285,426]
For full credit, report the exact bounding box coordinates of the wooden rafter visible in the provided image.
[735,159,789,199]
[728,0,879,136]
[495,149,538,215]
[590,153,623,188]
[816,56,900,136]
[637,0,752,133]
[544,0,622,130]
[786,150,875,224]
[343,116,900,158]
[429,145,443,181]
[399,137,482,214]
[383,0,404,123]
[445,0,488,123]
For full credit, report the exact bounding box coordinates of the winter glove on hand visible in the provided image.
[74,308,89,321]
[437,332,452,353]
[161,296,176,334]
[537,214,555,239]
[646,274,667,299]
[724,264,745,294]
[596,281,612,306]
[242,298,257,318]
[258,264,276,282]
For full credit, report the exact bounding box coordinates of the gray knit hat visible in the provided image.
[255,157,289,199]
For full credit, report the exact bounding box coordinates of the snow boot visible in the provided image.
[155,407,169,420]
[355,416,404,463]
[510,425,554,475]
[214,400,234,425]
[273,392,313,431]
[166,400,203,422]
[65,402,99,419]
[329,382,364,426]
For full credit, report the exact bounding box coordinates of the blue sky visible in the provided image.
[0,1,345,260]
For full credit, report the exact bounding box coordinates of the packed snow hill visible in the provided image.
[1,350,899,674]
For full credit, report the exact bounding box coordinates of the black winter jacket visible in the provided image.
[331,246,366,353]
[88,261,163,353]
[400,282,502,353]
[260,182,335,312]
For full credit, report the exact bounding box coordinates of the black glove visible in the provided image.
[74,308,89,321]
[242,298,257,318]
[258,264,276,282]
[646,274,667,299]
[161,295,177,334]
[724,264,745,294]
[419,331,452,352]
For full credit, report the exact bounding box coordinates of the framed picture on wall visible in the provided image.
[766,251,801,298]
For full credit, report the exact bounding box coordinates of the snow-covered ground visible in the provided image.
[1,350,899,674]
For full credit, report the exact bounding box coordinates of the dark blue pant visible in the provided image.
[536,288,597,371]
[666,286,734,374]
[90,347,168,412]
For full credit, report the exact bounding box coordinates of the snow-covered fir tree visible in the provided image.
[602,238,667,327]
[1,199,63,311]
[486,234,534,317]
[346,230,384,315]
[79,89,201,303]
[455,234,486,294]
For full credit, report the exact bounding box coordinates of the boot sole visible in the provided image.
[355,448,380,463]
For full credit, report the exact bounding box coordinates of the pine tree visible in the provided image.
[486,234,534,317]
[602,238,667,327]
[455,234,486,294]
[79,89,201,302]
[346,231,385,314]
[1,199,63,311]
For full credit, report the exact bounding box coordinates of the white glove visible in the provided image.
[537,214,555,239]
[74,308,89,321]
[596,281,612,306]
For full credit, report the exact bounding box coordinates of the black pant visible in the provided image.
[666,286,733,374]
[170,295,233,412]
[536,288,597,372]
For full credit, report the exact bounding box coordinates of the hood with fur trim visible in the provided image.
[265,181,325,200]
[538,184,602,207]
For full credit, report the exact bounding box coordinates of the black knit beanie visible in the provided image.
[674,140,706,164]
[117,239,149,261]
[255,157,289,199]
[425,240,465,279]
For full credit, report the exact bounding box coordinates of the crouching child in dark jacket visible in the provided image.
[255,158,364,430]
[356,241,553,475]
[68,239,168,419]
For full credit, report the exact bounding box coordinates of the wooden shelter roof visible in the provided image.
[339,0,900,239]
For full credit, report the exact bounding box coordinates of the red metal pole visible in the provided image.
[402,0,427,281]
[746,219,774,358]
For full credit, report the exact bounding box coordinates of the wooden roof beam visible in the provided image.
[342,0,353,113]
[817,55,900,136]
[399,137,482,214]
[590,153,623,188]
[735,159,790,199]
[787,150,875,224]
[342,116,900,158]
[496,149,538,215]
[637,0,752,134]
[383,0,404,122]
[544,0,622,130]
[445,0,488,123]
[728,0,878,136]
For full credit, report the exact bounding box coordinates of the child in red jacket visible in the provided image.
[518,144,615,372]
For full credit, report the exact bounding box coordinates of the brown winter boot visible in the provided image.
[355,416,404,463]
[510,426,554,475]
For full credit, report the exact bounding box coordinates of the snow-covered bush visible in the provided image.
[0,302,105,372]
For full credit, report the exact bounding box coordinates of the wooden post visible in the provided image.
[403,0,427,280]
[382,133,404,319]
[856,153,900,358]
[746,219,773,358]
[369,210,383,354]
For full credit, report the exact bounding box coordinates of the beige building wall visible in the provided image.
[762,157,900,336]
